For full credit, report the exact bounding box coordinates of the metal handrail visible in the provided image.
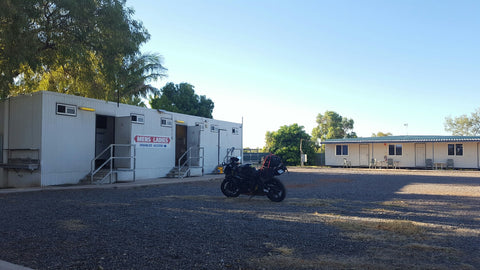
[90,144,136,184]
[223,147,242,164]
[177,146,204,178]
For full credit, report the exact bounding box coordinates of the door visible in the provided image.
[359,144,369,167]
[187,126,201,166]
[175,125,187,165]
[478,143,480,169]
[415,143,426,167]
[115,117,132,168]
[217,128,228,165]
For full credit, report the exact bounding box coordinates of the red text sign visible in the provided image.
[134,135,170,144]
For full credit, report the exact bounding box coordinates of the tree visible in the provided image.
[311,111,357,144]
[0,0,153,101]
[372,132,392,137]
[149,82,214,118]
[444,108,480,136]
[264,124,316,166]
[115,53,167,102]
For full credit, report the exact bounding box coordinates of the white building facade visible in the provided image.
[324,136,480,169]
[0,91,243,188]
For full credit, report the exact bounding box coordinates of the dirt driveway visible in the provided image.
[0,167,479,269]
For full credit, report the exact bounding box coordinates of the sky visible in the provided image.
[127,0,480,148]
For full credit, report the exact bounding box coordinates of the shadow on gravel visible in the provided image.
[272,169,480,269]
[0,170,479,269]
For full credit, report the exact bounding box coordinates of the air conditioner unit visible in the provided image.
[161,118,173,127]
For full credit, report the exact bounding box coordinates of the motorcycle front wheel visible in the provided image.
[221,178,240,197]
[265,178,286,202]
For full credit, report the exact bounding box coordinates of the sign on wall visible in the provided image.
[134,135,171,148]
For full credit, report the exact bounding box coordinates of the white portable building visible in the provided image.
[323,136,480,169]
[0,91,243,188]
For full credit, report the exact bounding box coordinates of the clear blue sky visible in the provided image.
[127,0,480,148]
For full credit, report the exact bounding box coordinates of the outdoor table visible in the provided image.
[394,161,400,169]
[434,162,446,170]
[376,160,386,168]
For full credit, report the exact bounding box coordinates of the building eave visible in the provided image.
[323,135,480,144]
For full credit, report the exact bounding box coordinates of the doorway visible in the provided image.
[175,125,187,165]
[359,144,369,167]
[95,115,115,168]
[415,143,426,167]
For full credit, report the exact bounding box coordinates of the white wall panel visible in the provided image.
[1,91,243,186]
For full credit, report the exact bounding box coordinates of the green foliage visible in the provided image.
[149,82,214,118]
[372,131,392,137]
[0,0,162,101]
[444,108,480,136]
[264,124,316,166]
[312,111,357,144]
[115,53,167,100]
[123,96,147,107]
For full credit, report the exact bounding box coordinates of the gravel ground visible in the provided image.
[0,168,479,269]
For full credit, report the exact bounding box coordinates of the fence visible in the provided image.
[243,149,269,165]
[242,149,326,166]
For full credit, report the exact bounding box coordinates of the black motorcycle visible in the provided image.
[220,154,287,202]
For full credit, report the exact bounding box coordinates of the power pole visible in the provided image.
[300,138,304,167]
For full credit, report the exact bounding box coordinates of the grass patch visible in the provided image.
[315,213,426,239]
[264,242,294,256]
[288,198,344,208]
[248,245,470,270]
[58,219,88,231]
[248,253,398,270]
[381,199,410,208]
[403,243,458,253]
[376,220,426,235]
[365,207,403,215]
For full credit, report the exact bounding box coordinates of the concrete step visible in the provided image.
[79,169,112,184]
[166,167,190,178]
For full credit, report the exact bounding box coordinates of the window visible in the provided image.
[56,103,77,116]
[448,144,463,156]
[448,144,454,155]
[131,113,144,124]
[232,127,239,135]
[161,118,173,127]
[210,125,217,132]
[457,144,463,155]
[336,145,348,156]
[388,144,402,156]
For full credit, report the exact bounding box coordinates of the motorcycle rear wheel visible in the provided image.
[265,179,286,202]
[221,178,240,197]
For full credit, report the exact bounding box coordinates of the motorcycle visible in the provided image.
[220,154,287,202]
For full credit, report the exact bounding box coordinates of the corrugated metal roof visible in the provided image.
[323,135,480,144]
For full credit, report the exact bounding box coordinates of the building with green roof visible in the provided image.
[323,135,480,169]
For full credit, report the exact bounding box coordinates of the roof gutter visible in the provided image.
[323,136,480,144]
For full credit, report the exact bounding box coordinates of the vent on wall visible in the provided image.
[195,122,206,131]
